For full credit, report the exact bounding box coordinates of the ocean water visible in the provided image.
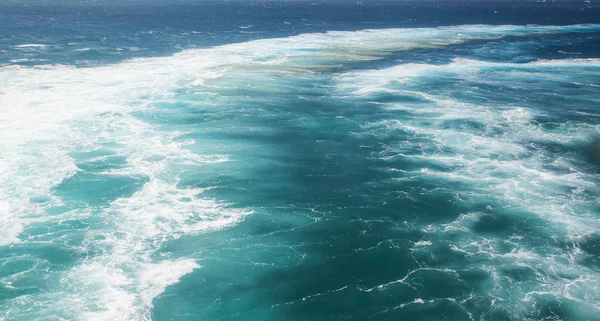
[1,1,600,320]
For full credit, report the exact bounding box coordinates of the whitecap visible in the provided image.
[14,44,48,48]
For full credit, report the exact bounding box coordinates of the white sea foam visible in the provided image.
[413,240,432,247]
[0,201,22,247]
[137,260,200,307]
[14,44,48,48]
[336,53,600,316]
[527,57,600,66]
[59,178,250,320]
[0,40,240,321]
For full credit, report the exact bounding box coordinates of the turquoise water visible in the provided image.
[1,2,600,320]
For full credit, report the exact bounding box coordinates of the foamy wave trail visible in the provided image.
[336,56,600,318]
[0,23,599,320]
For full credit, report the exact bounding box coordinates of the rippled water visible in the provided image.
[1,1,600,320]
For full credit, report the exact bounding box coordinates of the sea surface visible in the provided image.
[1,1,600,320]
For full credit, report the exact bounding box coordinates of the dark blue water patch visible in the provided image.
[471,213,516,234]
[0,255,52,300]
[151,180,458,319]
[526,138,600,180]
[459,298,513,321]
[74,155,128,172]
[355,92,432,105]
[522,296,577,321]
[18,217,107,250]
[405,242,470,270]
[274,285,424,321]
[132,96,338,132]
[585,137,600,165]
[151,267,274,321]
[524,94,600,119]
[242,210,324,238]
[526,139,583,158]
[176,159,304,210]
[0,243,85,269]
[578,233,600,264]
[454,32,600,63]
[0,257,44,280]
[2,1,600,67]
[515,32,600,61]
[438,118,488,133]
[69,149,130,172]
[0,263,49,301]
[0,285,41,302]
[377,299,473,321]
[410,268,472,299]
[470,219,560,257]
[500,265,538,283]
[153,230,424,320]
[373,31,600,70]
[53,172,147,207]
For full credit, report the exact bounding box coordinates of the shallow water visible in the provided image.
[1,1,600,320]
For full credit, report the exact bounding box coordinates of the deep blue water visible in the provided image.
[1,1,600,320]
